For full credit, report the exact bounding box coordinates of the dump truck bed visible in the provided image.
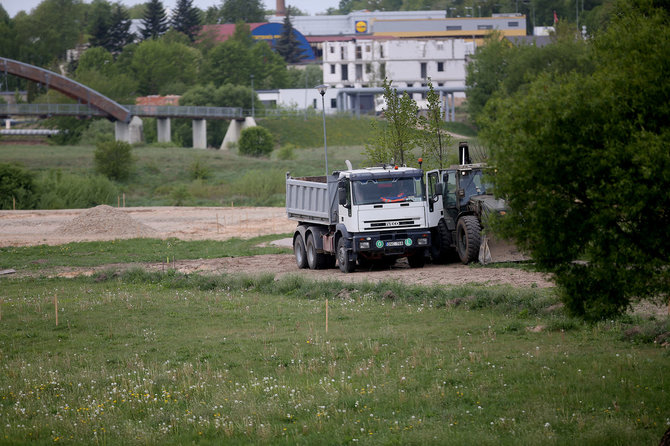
[285,174,338,225]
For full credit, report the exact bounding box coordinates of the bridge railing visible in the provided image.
[128,105,242,119]
[0,103,243,120]
[0,103,106,117]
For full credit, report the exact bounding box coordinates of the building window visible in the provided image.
[330,64,336,74]
[355,64,363,81]
[446,25,462,31]
[355,45,362,59]
[379,62,386,79]
[508,21,519,27]
[380,45,384,59]
[477,25,493,30]
[330,46,335,53]
[365,45,371,52]
[437,62,444,72]
[341,64,348,81]
[340,46,345,59]
[313,99,317,108]
[420,62,427,79]
[365,63,372,74]
[330,98,337,108]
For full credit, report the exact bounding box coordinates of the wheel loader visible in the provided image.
[425,142,527,264]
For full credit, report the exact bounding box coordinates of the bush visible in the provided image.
[36,170,118,209]
[238,126,275,157]
[94,140,134,181]
[277,143,296,160]
[79,119,115,145]
[0,163,37,209]
[188,158,211,180]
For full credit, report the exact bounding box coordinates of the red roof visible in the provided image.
[200,23,266,42]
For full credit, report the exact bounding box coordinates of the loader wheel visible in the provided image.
[430,219,457,263]
[306,233,330,270]
[293,235,307,269]
[456,216,481,264]
[337,237,355,273]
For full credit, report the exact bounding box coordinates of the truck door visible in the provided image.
[426,170,443,228]
[442,170,459,226]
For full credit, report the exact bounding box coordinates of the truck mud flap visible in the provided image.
[478,235,528,264]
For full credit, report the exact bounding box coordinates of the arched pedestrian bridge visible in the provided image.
[0,57,242,148]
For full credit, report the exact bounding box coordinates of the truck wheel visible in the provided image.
[407,252,425,268]
[293,235,307,269]
[306,233,329,270]
[337,237,355,273]
[456,215,481,264]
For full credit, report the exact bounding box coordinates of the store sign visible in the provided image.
[355,20,368,33]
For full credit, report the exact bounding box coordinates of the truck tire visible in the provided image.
[293,235,307,269]
[306,233,329,270]
[337,237,355,273]
[407,252,425,268]
[456,215,481,264]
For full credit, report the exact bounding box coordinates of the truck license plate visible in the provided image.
[385,241,404,247]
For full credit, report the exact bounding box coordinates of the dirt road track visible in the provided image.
[0,206,553,288]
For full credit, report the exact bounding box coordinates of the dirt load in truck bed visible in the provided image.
[0,206,553,288]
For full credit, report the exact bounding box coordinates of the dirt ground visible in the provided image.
[0,206,554,288]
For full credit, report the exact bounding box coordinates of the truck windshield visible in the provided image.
[351,176,425,205]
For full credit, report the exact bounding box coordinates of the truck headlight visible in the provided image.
[359,241,370,249]
[417,238,428,246]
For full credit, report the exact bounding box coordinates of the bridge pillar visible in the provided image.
[115,121,130,143]
[115,116,144,144]
[157,118,171,143]
[220,117,256,150]
[192,119,207,149]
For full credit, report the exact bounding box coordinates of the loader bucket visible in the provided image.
[478,234,528,264]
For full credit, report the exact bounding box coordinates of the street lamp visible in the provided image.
[315,84,329,177]
[250,74,255,118]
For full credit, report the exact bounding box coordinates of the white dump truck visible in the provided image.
[286,162,431,273]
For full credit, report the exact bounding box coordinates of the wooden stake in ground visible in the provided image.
[325,299,329,333]
[216,214,220,234]
[123,193,126,207]
[54,294,58,327]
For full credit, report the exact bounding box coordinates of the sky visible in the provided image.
[2,0,341,18]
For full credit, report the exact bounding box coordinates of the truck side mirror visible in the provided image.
[458,188,465,198]
[338,187,350,208]
[435,183,444,195]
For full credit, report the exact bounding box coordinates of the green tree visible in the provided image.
[220,0,265,23]
[365,78,419,166]
[88,0,113,50]
[274,15,305,63]
[418,80,452,169]
[94,140,134,181]
[480,0,670,320]
[238,126,275,157]
[107,4,135,52]
[171,0,202,41]
[286,65,323,89]
[0,163,37,210]
[130,38,201,95]
[140,0,168,40]
[75,47,139,103]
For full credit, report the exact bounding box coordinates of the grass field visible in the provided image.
[1,262,668,445]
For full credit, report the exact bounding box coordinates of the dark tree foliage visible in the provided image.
[479,0,670,320]
[238,126,275,157]
[220,0,265,23]
[171,0,202,41]
[0,163,37,210]
[140,0,168,40]
[107,4,135,52]
[274,15,306,64]
[88,1,113,50]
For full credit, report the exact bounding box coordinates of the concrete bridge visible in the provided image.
[0,57,244,148]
